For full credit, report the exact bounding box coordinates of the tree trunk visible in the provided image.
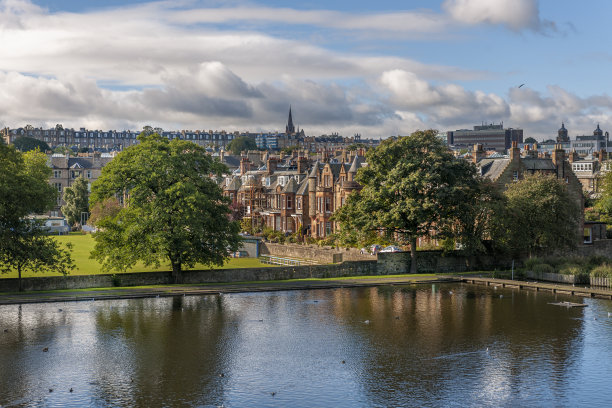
[410,237,417,274]
[18,265,23,292]
[171,261,182,284]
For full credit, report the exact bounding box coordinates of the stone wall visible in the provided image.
[0,249,526,293]
[0,261,378,292]
[377,251,519,274]
[260,242,373,263]
[572,239,612,257]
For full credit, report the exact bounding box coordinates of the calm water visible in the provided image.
[1,284,611,407]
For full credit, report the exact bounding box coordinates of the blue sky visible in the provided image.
[1,0,612,140]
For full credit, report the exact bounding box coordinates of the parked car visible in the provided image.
[380,245,402,253]
[370,244,383,255]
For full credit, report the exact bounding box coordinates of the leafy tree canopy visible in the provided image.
[595,170,612,224]
[334,130,482,272]
[90,134,241,282]
[524,137,538,145]
[61,176,90,228]
[0,145,74,290]
[227,136,257,155]
[492,173,581,256]
[13,136,50,152]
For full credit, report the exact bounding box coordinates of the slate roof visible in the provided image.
[477,158,510,180]
[225,177,241,191]
[282,177,299,194]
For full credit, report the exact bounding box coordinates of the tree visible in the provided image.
[0,145,75,290]
[524,137,538,145]
[90,134,241,282]
[13,136,50,152]
[492,174,580,256]
[61,176,90,228]
[595,171,612,224]
[227,136,257,155]
[334,130,482,273]
[88,197,121,227]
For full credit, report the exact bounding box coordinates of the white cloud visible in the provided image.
[443,0,545,31]
[379,69,509,124]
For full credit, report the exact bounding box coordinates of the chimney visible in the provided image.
[297,156,308,174]
[569,149,579,163]
[472,144,485,164]
[219,148,225,163]
[240,156,250,176]
[509,141,520,162]
[552,144,565,167]
[267,157,277,175]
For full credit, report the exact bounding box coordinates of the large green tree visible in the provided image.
[13,136,50,152]
[334,130,482,273]
[492,173,581,256]
[61,176,90,228]
[226,136,257,155]
[90,134,241,282]
[595,170,612,224]
[0,145,74,290]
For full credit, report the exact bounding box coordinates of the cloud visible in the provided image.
[379,69,509,124]
[443,0,554,32]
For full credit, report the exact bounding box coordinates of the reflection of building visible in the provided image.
[447,123,523,152]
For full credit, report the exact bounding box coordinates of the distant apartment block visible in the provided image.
[447,123,523,152]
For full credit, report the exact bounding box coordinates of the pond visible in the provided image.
[1,283,611,407]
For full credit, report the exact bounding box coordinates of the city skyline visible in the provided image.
[1,0,612,140]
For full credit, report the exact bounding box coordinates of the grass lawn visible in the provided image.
[0,233,273,279]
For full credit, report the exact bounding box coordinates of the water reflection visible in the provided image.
[0,284,611,407]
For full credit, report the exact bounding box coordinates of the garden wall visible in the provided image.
[260,242,372,263]
[525,271,576,284]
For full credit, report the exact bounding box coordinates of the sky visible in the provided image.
[1,0,612,140]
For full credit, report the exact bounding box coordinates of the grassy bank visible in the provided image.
[0,233,272,279]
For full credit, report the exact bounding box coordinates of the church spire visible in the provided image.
[286,105,295,134]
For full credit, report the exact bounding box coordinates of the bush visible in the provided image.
[531,263,554,274]
[591,263,612,278]
[111,274,121,287]
[557,263,584,276]
[524,257,544,270]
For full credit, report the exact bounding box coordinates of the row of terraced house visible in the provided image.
[220,149,366,239]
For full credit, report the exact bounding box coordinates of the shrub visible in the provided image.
[557,263,584,276]
[524,257,544,270]
[111,274,121,287]
[591,263,612,278]
[531,263,554,274]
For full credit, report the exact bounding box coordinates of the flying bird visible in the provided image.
[518,83,525,88]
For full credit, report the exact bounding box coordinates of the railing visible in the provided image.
[259,255,320,266]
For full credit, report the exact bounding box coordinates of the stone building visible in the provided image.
[475,141,584,242]
[47,152,114,217]
[222,149,365,239]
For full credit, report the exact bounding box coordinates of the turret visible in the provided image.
[308,162,318,218]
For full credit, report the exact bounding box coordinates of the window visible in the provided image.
[86,170,92,179]
[53,170,61,178]
[287,196,293,209]
[325,197,331,212]
[584,227,592,244]
[296,197,302,210]
[54,183,62,192]
[325,222,332,235]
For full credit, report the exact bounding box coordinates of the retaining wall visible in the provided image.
[0,249,522,293]
[260,242,371,262]
[0,261,378,292]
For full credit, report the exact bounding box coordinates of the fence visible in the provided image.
[590,276,611,288]
[259,255,321,266]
